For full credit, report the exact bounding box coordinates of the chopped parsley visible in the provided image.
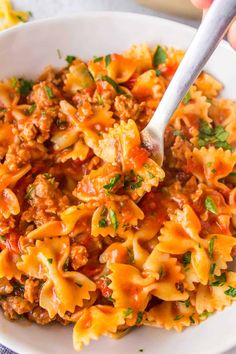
[206,162,212,167]
[16,15,26,22]
[209,263,216,275]
[208,236,217,258]
[25,185,35,200]
[211,272,226,287]
[147,171,155,179]
[136,311,143,325]
[103,174,121,191]
[189,313,195,324]
[199,311,212,319]
[155,68,162,76]
[182,251,191,269]
[0,235,6,241]
[19,79,33,95]
[100,206,108,217]
[28,11,33,17]
[109,209,118,231]
[10,76,18,88]
[205,196,217,214]
[44,85,54,99]
[159,266,166,279]
[183,91,191,105]
[97,94,103,105]
[93,56,103,63]
[105,54,111,67]
[229,172,236,177]
[153,46,167,66]
[173,130,186,139]
[66,55,76,64]
[25,103,36,116]
[107,295,114,302]
[184,299,190,308]
[174,314,184,321]
[123,308,133,317]
[47,258,53,264]
[124,171,144,190]
[63,257,70,272]
[100,75,125,95]
[13,283,25,292]
[128,248,134,264]
[224,286,236,297]
[198,120,233,151]
[99,219,108,228]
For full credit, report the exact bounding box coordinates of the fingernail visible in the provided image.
[228,20,236,51]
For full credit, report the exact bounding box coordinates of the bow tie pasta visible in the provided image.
[0,43,236,352]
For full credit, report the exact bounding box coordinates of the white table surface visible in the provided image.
[1,1,236,354]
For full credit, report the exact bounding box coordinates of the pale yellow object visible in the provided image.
[0,0,30,31]
[137,0,201,19]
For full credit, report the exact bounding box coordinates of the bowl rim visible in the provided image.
[0,10,236,354]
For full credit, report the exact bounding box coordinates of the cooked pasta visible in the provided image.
[0,43,236,351]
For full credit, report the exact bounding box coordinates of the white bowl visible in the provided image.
[0,12,236,354]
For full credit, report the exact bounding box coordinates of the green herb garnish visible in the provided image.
[97,94,103,105]
[205,196,217,214]
[0,235,6,241]
[183,91,191,105]
[147,171,155,179]
[211,272,226,287]
[136,311,144,325]
[229,172,236,177]
[16,15,26,22]
[224,286,236,297]
[99,219,108,228]
[93,56,103,63]
[66,55,76,64]
[183,251,191,269]
[189,314,195,324]
[19,79,33,95]
[103,174,121,191]
[173,130,186,139]
[47,258,53,264]
[100,206,108,217]
[105,54,111,67]
[184,299,190,308]
[198,120,233,151]
[123,308,133,317]
[209,263,216,275]
[174,314,184,321]
[25,103,36,116]
[63,257,70,272]
[199,311,212,319]
[100,75,125,95]
[109,209,118,231]
[208,236,217,258]
[25,185,35,200]
[153,46,167,66]
[44,85,54,99]
[155,68,162,76]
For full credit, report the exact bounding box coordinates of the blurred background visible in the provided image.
[9,0,202,28]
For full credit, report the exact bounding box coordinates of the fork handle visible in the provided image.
[145,0,236,135]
